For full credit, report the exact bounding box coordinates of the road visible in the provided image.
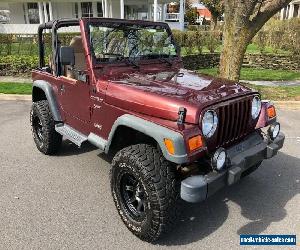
[0,100,299,250]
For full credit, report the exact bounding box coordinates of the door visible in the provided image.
[57,76,91,122]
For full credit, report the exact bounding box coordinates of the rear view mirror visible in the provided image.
[60,46,75,66]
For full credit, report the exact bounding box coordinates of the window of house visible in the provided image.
[27,2,39,24]
[74,2,79,18]
[81,2,93,17]
[97,2,103,17]
[294,4,299,17]
[0,10,10,24]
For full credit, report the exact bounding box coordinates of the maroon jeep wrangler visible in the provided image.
[30,18,285,242]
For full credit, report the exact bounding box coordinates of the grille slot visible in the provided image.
[216,98,252,146]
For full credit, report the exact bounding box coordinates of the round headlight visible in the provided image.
[251,96,262,119]
[201,110,218,138]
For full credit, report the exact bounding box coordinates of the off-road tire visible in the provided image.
[30,100,62,155]
[110,144,180,242]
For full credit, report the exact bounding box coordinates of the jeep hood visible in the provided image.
[105,69,254,124]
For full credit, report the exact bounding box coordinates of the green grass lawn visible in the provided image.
[0,82,32,95]
[245,43,289,55]
[198,68,300,81]
[245,84,300,101]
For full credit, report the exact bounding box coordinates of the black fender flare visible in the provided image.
[104,114,188,164]
[32,80,62,122]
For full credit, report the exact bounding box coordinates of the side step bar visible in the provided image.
[55,124,87,147]
[55,124,108,151]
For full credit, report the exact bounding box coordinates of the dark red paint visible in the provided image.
[32,18,261,163]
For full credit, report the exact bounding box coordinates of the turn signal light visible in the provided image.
[267,106,276,119]
[188,135,203,152]
[164,138,175,155]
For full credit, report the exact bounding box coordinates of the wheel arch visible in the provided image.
[32,80,62,122]
[105,114,188,164]
[108,125,157,155]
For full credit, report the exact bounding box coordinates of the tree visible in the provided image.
[201,0,224,30]
[219,0,293,81]
[185,0,198,24]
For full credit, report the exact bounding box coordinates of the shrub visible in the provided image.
[183,31,197,55]
[269,31,283,54]
[173,30,221,55]
[195,31,205,54]
[253,18,300,55]
[172,30,185,48]
[253,31,267,54]
[205,31,221,53]
[0,55,39,76]
[185,7,198,25]
[0,32,80,56]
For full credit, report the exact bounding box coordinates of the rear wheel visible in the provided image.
[110,144,180,242]
[30,100,62,155]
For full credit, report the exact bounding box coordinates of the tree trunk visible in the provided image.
[218,1,253,81]
[210,15,218,30]
[219,28,251,81]
[218,0,292,81]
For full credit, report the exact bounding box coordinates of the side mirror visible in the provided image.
[60,46,75,66]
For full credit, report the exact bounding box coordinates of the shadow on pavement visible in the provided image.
[56,140,98,156]
[49,140,299,246]
[158,151,299,246]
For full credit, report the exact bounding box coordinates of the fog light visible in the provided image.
[268,122,280,140]
[212,148,227,171]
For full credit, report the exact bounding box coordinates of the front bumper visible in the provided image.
[181,131,285,203]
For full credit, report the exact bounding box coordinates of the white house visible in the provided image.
[280,0,300,19]
[0,0,188,33]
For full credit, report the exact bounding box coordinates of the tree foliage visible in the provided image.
[201,0,224,29]
[185,0,198,24]
[219,0,293,81]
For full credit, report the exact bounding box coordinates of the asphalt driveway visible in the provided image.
[0,100,299,249]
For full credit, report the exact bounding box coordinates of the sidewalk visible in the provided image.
[241,80,300,87]
[0,76,31,83]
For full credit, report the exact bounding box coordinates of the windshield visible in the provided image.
[88,22,178,64]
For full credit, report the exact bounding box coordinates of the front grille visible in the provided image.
[216,97,252,146]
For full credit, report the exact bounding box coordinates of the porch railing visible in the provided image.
[165,13,180,21]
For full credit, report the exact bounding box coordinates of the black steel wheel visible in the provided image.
[32,115,44,144]
[120,172,147,221]
[110,144,180,242]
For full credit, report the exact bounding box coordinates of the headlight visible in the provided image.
[251,96,261,119]
[201,110,218,138]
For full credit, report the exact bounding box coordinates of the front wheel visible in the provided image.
[30,100,62,155]
[110,144,180,242]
